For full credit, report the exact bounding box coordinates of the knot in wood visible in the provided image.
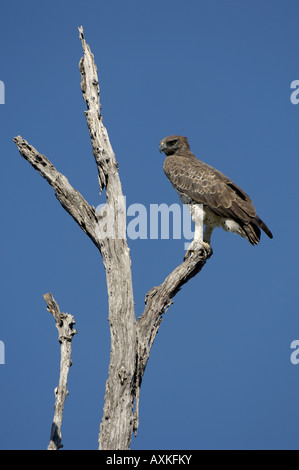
[118,366,128,385]
[144,286,158,304]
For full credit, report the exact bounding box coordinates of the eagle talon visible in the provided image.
[184,241,212,261]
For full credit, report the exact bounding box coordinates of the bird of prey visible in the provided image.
[159,135,273,258]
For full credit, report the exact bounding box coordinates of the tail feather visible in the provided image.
[243,223,261,245]
[255,217,273,239]
[242,217,273,245]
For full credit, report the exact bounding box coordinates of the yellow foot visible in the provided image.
[184,241,213,260]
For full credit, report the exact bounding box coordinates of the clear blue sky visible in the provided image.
[1,0,299,450]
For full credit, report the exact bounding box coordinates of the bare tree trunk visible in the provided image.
[78,27,137,450]
[13,27,211,450]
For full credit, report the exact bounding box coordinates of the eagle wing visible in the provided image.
[163,155,272,243]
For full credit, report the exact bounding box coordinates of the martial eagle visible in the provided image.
[159,135,273,258]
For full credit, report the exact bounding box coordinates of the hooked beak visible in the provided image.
[159,141,167,153]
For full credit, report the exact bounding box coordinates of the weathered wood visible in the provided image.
[79,26,136,451]
[13,136,102,250]
[44,293,77,450]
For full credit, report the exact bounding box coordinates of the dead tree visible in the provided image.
[14,27,211,450]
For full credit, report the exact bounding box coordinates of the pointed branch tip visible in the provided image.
[78,26,84,39]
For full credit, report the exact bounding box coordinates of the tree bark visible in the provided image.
[13,27,211,450]
[44,293,77,450]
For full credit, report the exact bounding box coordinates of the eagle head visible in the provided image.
[159,135,190,156]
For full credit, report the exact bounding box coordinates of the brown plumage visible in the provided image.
[159,135,273,249]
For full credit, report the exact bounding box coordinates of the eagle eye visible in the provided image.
[168,140,177,146]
